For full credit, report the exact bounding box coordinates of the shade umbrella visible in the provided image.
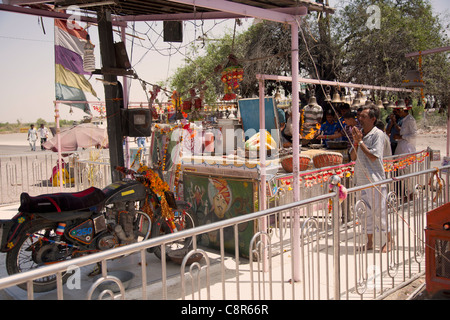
[43,123,108,152]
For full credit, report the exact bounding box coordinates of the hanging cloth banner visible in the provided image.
[54,19,97,115]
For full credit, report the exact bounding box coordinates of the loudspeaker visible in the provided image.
[121,108,151,137]
[163,21,183,42]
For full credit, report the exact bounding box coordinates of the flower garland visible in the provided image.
[384,151,429,173]
[137,165,173,220]
[276,151,430,191]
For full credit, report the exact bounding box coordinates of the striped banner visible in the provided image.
[54,19,97,114]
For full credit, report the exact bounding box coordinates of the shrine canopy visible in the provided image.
[0,0,334,23]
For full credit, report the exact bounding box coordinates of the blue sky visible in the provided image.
[0,0,448,123]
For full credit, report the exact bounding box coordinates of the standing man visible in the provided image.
[350,106,392,253]
[27,124,38,151]
[37,123,49,150]
[393,105,417,155]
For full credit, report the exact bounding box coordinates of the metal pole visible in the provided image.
[290,20,301,282]
[258,77,268,272]
[55,102,63,191]
[332,188,341,300]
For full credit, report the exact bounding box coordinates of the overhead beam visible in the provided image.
[120,6,307,22]
[405,46,450,58]
[167,0,307,23]
[0,3,127,25]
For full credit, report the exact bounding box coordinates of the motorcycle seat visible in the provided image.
[19,187,106,214]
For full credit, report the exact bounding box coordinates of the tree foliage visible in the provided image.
[169,0,449,108]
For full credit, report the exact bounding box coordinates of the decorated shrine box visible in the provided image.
[182,161,268,258]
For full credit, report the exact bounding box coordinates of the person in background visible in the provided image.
[393,105,417,155]
[385,107,402,155]
[27,124,37,151]
[350,106,392,253]
[342,111,361,157]
[375,120,392,157]
[37,123,49,150]
[393,103,417,202]
[316,109,341,147]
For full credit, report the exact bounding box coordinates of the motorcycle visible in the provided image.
[0,166,194,293]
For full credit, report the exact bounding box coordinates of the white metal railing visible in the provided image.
[0,164,447,300]
[0,150,111,206]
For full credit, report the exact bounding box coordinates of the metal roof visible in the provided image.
[1,0,334,22]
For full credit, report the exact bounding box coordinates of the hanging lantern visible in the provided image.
[401,70,425,88]
[83,34,96,73]
[221,65,244,101]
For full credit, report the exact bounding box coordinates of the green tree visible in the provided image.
[170,0,449,109]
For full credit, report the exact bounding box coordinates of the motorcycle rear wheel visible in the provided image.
[153,207,195,261]
[5,220,73,293]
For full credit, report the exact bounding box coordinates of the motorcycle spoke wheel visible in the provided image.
[153,208,195,260]
[6,221,73,292]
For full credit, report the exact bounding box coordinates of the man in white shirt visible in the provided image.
[350,106,392,253]
[27,124,37,151]
[393,106,417,155]
[37,123,49,150]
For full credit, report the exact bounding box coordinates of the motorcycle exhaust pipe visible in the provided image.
[114,224,135,242]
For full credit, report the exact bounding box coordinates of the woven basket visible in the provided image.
[281,155,311,173]
[312,152,343,168]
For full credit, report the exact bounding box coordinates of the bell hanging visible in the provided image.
[351,98,361,109]
[401,70,425,88]
[331,92,342,104]
[344,96,351,104]
[386,99,395,109]
[324,86,332,102]
[376,99,384,109]
[382,97,389,106]
[308,95,319,106]
[397,99,407,108]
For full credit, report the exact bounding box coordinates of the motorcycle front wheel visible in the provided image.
[153,207,195,261]
[5,220,73,292]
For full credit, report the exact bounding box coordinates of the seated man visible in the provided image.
[317,110,341,147]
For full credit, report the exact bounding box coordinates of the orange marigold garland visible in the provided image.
[137,165,173,220]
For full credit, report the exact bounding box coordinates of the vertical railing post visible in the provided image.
[329,175,341,300]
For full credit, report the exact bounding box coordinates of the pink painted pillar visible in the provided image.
[290,21,301,282]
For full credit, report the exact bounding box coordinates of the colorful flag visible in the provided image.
[54,19,97,115]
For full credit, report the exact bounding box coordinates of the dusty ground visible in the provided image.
[383,275,427,300]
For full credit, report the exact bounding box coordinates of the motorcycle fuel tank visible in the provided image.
[103,180,147,204]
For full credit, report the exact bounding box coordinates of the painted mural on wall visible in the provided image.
[183,173,256,257]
